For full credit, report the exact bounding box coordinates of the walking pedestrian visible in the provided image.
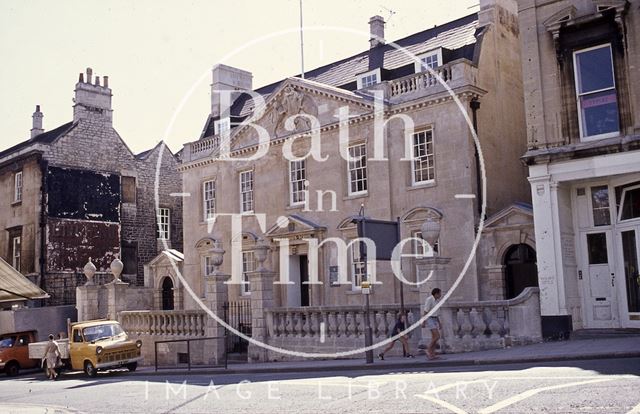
[44,334,61,380]
[423,288,442,360]
[378,312,414,360]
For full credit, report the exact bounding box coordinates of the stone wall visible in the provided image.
[0,305,77,341]
[40,119,182,303]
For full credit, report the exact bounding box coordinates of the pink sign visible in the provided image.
[582,93,617,109]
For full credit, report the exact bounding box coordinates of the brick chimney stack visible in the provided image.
[31,105,44,138]
[73,67,113,124]
[369,15,385,48]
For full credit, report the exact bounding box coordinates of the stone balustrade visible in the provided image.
[181,135,220,163]
[266,304,421,341]
[439,287,542,353]
[119,310,207,337]
[388,64,452,97]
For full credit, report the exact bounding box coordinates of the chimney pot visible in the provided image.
[79,73,84,83]
[103,76,109,88]
[95,75,100,86]
[369,15,386,48]
[31,105,44,138]
[86,67,93,82]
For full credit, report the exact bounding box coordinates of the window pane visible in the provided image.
[580,89,619,137]
[621,187,640,221]
[587,233,608,264]
[591,185,610,226]
[576,46,615,93]
[621,230,640,313]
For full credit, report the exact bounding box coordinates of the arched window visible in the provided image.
[161,277,174,310]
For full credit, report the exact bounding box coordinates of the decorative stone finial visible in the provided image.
[110,257,124,283]
[208,241,225,275]
[83,258,96,286]
[254,238,270,272]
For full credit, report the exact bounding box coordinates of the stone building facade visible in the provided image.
[0,68,183,305]
[180,0,535,312]
[517,0,640,335]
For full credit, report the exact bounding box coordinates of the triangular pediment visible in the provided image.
[146,249,184,267]
[543,5,577,30]
[227,78,375,153]
[265,214,327,238]
[484,203,534,230]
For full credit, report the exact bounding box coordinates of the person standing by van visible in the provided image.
[44,334,60,380]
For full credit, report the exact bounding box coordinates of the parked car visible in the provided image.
[28,320,142,378]
[0,331,39,376]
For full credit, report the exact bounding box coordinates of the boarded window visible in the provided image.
[122,176,136,204]
[122,242,137,275]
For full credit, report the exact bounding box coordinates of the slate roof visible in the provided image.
[198,12,480,136]
[0,121,75,159]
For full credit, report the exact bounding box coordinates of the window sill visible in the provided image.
[285,204,305,211]
[11,201,22,207]
[343,192,368,201]
[579,131,620,142]
[345,289,364,295]
[407,181,436,191]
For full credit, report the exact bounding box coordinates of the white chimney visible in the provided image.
[369,15,386,48]
[31,105,44,138]
[210,64,253,119]
[73,67,113,124]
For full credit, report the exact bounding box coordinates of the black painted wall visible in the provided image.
[47,166,120,222]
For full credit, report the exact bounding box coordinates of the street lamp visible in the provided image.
[361,279,374,364]
[420,217,441,255]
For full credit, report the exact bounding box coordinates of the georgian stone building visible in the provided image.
[180,0,535,312]
[0,68,183,305]
[517,0,640,335]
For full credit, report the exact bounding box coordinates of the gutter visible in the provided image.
[470,98,482,217]
[38,158,48,301]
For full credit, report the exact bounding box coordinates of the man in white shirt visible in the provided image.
[423,288,442,360]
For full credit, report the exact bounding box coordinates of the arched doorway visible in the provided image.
[504,244,538,299]
[161,277,174,310]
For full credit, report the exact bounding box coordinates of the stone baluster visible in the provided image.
[488,307,501,339]
[470,308,484,338]
[335,312,344,337]
[327,312,337,337]
[284,313,292,337]
[502,306,510,337]
[310,311,319,337]
[461,308,473,350]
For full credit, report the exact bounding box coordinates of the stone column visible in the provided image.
[76,285,100,321]
[416,256,451,350]
[485,265,506,300]
[106,281,129,320]
[247,270,275,362]
[76,259,101,321]
[106,258,129,320]
[203,273,229,365]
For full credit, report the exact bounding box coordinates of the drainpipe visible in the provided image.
[470,98,482,219]
[38,157,48,304]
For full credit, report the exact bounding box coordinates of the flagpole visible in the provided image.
[299,0,305,79]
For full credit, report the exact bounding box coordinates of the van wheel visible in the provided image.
[84,361,97,378]
[126,362,137,372]
[5,362,19,377]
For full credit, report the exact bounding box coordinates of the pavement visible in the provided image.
[131,335,640,376]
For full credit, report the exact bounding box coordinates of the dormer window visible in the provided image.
[356,68,381,89]
[415,49,443,73]
[214,118,230,136]
[573,44,620,141]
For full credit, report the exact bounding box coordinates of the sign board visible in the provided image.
[355,218,399,261]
